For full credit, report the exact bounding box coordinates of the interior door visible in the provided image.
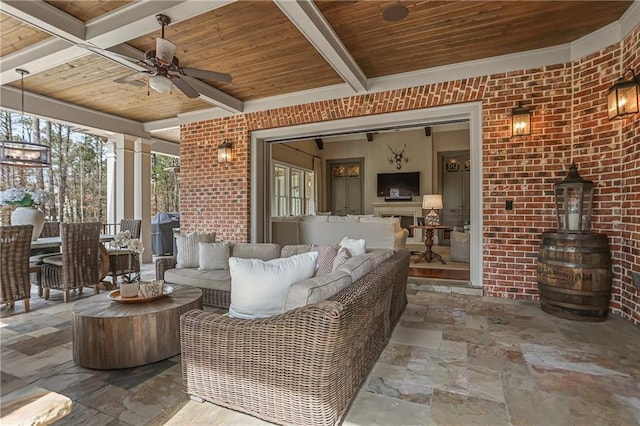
[440,150,470,241]
[328,160,363,216]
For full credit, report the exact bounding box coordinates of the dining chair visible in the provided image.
[107,219,142,285]
[0,225,33,313]
[29,221,61,296]
[41,222,103,303]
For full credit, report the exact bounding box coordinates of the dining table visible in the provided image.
[30,234,114,250]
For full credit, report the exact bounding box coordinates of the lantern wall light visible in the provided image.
[607,68,640,120]
[511,102,531,137]
[217,140,233,163]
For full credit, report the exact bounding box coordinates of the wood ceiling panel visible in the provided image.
[0,12,51,57]
[125,1,342,101]
[11,54,208,122]
[45,0,132,22]
[316,1,633,78]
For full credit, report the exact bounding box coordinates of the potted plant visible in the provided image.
[0,187,52,240]
[111,230,145,297]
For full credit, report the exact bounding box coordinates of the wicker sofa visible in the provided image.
[180,250,410,426]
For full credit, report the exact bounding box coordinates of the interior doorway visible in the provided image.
[251,103,484,288]
[327,158,364,216]
[438,150,471,244]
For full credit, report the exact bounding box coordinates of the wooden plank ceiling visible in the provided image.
[1,0,633,124]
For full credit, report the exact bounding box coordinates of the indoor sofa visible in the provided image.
[271,215,409,250]
[180,250,410,426]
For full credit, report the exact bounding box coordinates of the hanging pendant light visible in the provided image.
[0,69,51,168]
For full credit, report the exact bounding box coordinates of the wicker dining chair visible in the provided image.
[29,221,62,296]
[107,219,142,284]
[0,225,33,313]
[41,222,102,303]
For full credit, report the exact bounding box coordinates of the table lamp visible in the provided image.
[422,194,443,225]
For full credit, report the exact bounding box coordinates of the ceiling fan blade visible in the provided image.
[114,72,148,87]
[78,44,146,66]
[180,67,232,83]
[156,38,176,65]
[171,77,199,98]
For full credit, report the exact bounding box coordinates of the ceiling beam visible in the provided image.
[274,0,367,93]
[0,85,149,140]
[0,1,86,43]
[0,0,239,112]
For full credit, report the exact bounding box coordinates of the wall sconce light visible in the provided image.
[217,140,232,163]
[607,68,639,120]
[387,144,408,169]
[511,102,531,137]
[422,194,443,225]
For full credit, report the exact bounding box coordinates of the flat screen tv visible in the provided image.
[377,172,420,197]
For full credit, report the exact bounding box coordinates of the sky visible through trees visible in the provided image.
[0,110,179,226]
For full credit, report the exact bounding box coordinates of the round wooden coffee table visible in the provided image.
[72,285,202,369]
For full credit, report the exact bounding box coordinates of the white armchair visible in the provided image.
[450,227,470,263]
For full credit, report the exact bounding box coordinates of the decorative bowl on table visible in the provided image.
[108,281,173,304]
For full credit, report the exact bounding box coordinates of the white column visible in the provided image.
[105,136,118,229]
[105,134,135,233]
[134,138,153,263]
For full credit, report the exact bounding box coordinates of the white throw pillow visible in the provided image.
[339,236,366,256]
[228,251,318,319]
[176,232,216,268]
[198,241,231,270]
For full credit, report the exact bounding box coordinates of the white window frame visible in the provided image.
[272,161,315,217]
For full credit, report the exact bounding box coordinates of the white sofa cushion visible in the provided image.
[366,249,394,268]
[284,270,352,311]
[228,252,318,319]
[335,254,373,283]
[280,244,313,258]
[300,215,329,222]
[231,243,281,261]
[328,216,358,223]
[359,216,401,232]
[176,232,216,268]
[198,241,231,270]
[339,237,366,256]
[164,267,230,291]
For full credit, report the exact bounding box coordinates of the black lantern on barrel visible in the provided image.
[538,163,612,322]
[553,164,594,234]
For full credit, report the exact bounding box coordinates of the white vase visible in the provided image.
[11,206,45,241]
[120,282,140,298]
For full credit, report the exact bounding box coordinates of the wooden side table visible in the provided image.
[410,225,450,264]
[72,285,202,369]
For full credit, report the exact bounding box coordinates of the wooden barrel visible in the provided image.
[537,232,612,322]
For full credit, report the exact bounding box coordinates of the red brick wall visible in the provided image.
[180,24,640,324]
[617,26,640,322]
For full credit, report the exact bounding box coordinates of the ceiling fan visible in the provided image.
[83,14,232,98]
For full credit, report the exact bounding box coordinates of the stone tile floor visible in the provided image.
[1,270,639,425]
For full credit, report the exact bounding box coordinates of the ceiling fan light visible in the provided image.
[149,75,173,94]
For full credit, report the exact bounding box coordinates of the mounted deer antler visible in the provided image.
[387,144,408,169]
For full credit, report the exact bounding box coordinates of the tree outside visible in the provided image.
[1,110,180,226]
